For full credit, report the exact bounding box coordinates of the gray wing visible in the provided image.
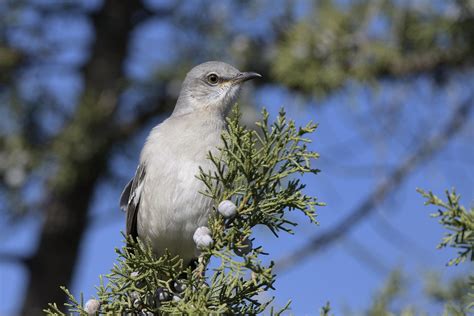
[119,163,146,238]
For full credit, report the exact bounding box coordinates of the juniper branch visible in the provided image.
[44,106,322,315]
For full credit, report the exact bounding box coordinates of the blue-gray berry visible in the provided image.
[234,237,253,256]
[218,200,237,218]
[155,287,172,302]
[84,299,100,315]
[172,280,187,293]
[193,226,213,249]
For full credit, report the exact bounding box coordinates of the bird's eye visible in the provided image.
[207,73,219,85]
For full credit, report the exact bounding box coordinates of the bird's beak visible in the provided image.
[232,72,262,84]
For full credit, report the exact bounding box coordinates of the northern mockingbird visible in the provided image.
[120,61,261,265]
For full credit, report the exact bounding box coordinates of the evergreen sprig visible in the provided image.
[44,107,321,315]
[417,188,474,266]
[418,188,474,313]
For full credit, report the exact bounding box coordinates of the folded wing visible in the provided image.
[119,163,146,238]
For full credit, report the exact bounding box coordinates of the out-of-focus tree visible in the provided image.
[0,0,472,314]
[273,0,474,94]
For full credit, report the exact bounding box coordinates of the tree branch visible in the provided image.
[0,251,30,266]
[275,99,473,272]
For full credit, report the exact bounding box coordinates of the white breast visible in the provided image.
[137,110,224,263]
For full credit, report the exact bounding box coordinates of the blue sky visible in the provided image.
[1,1,473,315]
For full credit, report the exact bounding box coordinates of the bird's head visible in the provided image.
[173,61,261,116]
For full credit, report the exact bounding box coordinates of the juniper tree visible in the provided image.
[44,107,323,315]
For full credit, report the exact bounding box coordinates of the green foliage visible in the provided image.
[418,188,474,314]
[272,0,473,95]
[425,272,472,314]
[353,188,474,316]
[367,270,405,316]
[417,189,474,266]
[320,301,332,316]
[44,107,321,315]
[363,269,419,316]
[348,268,473,316]
[45,287,85,315]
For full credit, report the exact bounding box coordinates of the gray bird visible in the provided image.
[120,61,261,265]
